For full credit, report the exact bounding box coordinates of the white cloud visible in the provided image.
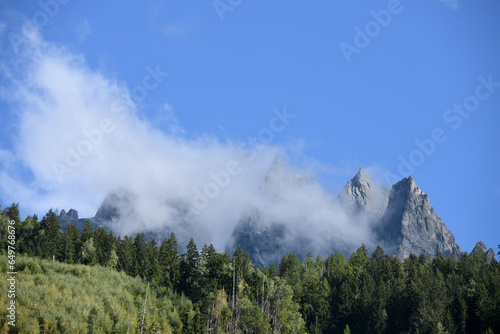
[0,25,381,255]
[0,26,276,246]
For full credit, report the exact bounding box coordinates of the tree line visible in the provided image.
[1,203,500,333]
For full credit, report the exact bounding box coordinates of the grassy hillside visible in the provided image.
[0,255,190,333]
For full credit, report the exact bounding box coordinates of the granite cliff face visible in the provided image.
[375,176,462,259]
[338,167,389,218]
[228,157,321,267]
[229,211,287,267]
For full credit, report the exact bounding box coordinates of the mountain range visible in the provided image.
[48,157,494,266]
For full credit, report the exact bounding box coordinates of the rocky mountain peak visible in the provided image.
[94,190,134,223]
[391,176,423,198]
[338,167,389,217]
[59,208,78,219]
[352,167,371,185]
[377,176,462,258]
[475,241,487,252]
[67,209,78,219]
[473,241,496,263]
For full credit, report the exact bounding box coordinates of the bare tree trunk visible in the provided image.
[232,266,235,310]
[140,283,149,334]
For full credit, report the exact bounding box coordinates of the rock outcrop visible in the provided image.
[376,176,462,259]
[472,241,496,263]
[58,208,92,230]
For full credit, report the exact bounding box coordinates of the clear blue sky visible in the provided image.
[0,0,499,255]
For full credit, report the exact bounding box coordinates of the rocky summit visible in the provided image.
[472,241,496,263]
[338,167,389,218]
[375,176,463,259]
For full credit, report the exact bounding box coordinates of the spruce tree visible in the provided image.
[159,232,180,289]
[64,223,81,263]
[82,220,94,243]
[40,209,63,260]
[180,238,200,300]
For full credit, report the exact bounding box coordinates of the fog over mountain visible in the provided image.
[51,156,464,266]
[229,161,463,266]
[1,26,464,265]
[56,156,383,259]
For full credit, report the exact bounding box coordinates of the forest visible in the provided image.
[1,203,500,333]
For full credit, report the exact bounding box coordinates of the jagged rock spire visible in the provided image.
[377,176,462,258]
[338,167,389,217]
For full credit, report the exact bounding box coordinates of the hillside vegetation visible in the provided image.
[0,255,186,333]
[1,203,500,333]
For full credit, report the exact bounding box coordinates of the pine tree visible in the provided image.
[278,252,303,294]
[180,238,200,301]
[5,203,20,223]
[117,236,135,275]
[82,220,94,243]
[134,233,148,278]
[39,209,63,260]
[146,239,161,285]
[159,232,180,289]
[93,227,110,265]
[63,223,81,263]
[349,244,369,268]
[17,214,39,256]
[204,244,222,293]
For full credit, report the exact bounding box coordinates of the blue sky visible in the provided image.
[0,0,499,254]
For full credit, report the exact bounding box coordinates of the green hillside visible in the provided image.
[0,255,187,333]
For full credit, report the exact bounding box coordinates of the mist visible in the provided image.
[0,24,386,257]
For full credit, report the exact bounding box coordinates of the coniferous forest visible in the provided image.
[1,203,500,333]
